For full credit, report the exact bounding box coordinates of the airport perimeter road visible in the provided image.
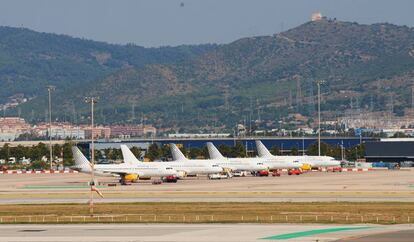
[0,224,413,242]
[0,170,413,203]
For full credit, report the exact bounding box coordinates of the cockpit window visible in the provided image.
[212,165,219,167]
[257,163,264,165]
[166,167,173,170]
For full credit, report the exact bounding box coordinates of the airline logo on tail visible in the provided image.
[169,143,188,161]
[255,140,273,157]
[206,142,225,159]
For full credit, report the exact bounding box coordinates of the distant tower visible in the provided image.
[288,89,293,108]
[311,12,322,21]
[308,80,315,114]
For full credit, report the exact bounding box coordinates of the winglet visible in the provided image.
[206,142,225,159]
[120,145,141,165]
[169,143,188,161]
[255,140,273,157]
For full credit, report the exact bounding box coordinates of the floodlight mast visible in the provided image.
[316,80,325,157]
[46,85,55,170]
[85,96,99,215]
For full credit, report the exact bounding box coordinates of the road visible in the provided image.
[0,170,413,203]
[0,223,412,242]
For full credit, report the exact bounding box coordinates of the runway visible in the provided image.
[0,169,413,203]
[0,223,412,242]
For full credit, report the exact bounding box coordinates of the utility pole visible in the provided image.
[85,97,98,215]
[316,80,325,157]
[47,85,55,170]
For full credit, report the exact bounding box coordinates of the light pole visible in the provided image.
[47,85,55,170]
[316,80,325,157]
[85,97,98,215]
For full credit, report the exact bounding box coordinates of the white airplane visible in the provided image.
[170,143,267,172]
[206,142,302,170]
[120,145,223,177]
[72,146,178,183]
[255,140,341,168]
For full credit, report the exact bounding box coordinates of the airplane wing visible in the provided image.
[97,168,143,176]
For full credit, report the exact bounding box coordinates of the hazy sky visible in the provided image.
[0,0,413,47]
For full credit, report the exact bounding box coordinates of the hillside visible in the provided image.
[9,19,414,130]
[0,26,216,104]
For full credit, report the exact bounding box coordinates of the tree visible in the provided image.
[218,144,232,158]
[161,144,171,160]
[29,160,48,170]
[189,147,202,159]
[145,143,161,161]
[0,143,10,161]
[28,143,48,161]
[306,142,330,156]
[130,146,143,160]
[11,145,27,160]
[345,144,365,161]
[270,145,280,155]
[231,142,246,158]
[290,146,299,155]
[62,142,74,167]
[392,132,408,138]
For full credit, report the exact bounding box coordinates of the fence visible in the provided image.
[0,214,411,224]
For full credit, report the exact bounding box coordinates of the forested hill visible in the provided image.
[7,19,414,131]
[0,26,216,103]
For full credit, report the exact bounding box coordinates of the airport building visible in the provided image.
[365,138,414,163]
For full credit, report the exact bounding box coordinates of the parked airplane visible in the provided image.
[255,140,341,168]
[206,142,302,170]
[170,143,267,172]
[72,146,178,183]
[120,145,223,177]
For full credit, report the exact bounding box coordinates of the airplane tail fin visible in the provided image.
[206,142,225,159]
[255,140,273,157]
[120,145,141,165]
[169,143,188,161]
[71,146,92,173]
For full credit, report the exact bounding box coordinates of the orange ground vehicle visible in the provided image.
[288,168,302,175]
[163,175,178,183]
[331,167,343,172]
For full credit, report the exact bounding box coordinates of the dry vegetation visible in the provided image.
[0,202,413,224]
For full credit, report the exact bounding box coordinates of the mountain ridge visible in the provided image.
[4,19,414,131]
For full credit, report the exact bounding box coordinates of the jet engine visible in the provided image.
[123,173,139,182]
[177,171,187,178]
